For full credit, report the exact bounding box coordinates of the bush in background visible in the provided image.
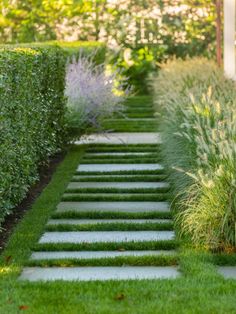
[153,58,236,251]
[46,41,106,65]
[0,1,216,94]
[0,45,66,224]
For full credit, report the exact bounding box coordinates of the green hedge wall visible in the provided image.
[0,45,67,223]
[45,41,106,65]
[0,41,106,224]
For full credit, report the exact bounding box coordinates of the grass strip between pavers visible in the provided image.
[113,113,155,119]
[80,158,162,164]
[71,175,168,182]
[101,125,158,132]
[26,255,178,267]
[45,222,174,232]
[83,153,159,158]
[84,143,160,149]
[33,240,178,252]
[61,193,169,202]
[52,211,173,220]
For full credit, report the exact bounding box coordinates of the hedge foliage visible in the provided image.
[50,41,106,65]
[0,45,67,223]
[0,41,106,224]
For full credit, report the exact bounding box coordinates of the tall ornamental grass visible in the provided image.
[153,58,236,251]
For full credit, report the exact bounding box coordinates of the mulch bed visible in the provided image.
[0,152,65,253]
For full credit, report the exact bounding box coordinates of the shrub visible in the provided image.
[46,41,106,65]
[109,45,168,95]
[0,45,66,224]
[153,58,236,251]
[65,54,129,139]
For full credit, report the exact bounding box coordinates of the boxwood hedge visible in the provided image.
[50,41,106,64]
[0,45,67,223]
[0,41,106,225]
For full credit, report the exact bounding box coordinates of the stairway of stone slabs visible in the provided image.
[20,96,180,282]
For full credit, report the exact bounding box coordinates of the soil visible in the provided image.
[0,152,65,253]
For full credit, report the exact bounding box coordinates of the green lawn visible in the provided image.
[1,96,236,313]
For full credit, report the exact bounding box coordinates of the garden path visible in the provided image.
[20,96,179,281]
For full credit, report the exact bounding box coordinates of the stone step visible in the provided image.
[47,218,172,225]
[77,164,163,172]
[39,231,175,244]
[56,201,170,213]
[19,266,180,281]
[218,266,236,279]
[66,182,169,190]
[30,250,177,260]
[75,132,161,145]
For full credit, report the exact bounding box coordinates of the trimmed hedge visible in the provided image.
[0,41,106,225]
[45,41,106,65]
[0,45,67,223]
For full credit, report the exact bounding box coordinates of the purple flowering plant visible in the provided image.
[65,53,130,139]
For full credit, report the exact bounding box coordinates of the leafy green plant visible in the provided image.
[0,45,66,224]
[109,45,167,94]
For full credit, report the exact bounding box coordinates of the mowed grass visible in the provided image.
[1,96,236,313]
[101,95,158,132]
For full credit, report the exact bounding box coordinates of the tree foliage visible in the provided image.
[0,0,217,93]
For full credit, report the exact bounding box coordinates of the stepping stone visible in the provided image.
[47,218,172,225]
[75,132,161,145]
[39,231,175,244]
[57,201,170,213]
[218,266,236,279]
[77,164,163,172]
[20,266,180,281]
[30,250,177,260]
[66,182,169,190]
[73,174,160,180]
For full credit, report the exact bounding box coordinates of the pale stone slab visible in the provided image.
[20,266,180,281]
[72,174,160,180]
[57,201,170,213]
[67,182,169,190]
[39,231,175,244]
[30,250,176,260]
[77,164,163,172]
[47,218,172,225]
[75,132,161,145]
[218,267,236,279]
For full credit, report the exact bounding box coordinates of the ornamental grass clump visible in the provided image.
[154,58,236,251]
[65,54,129,138]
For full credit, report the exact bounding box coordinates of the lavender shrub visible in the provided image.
[65,54,130,139]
